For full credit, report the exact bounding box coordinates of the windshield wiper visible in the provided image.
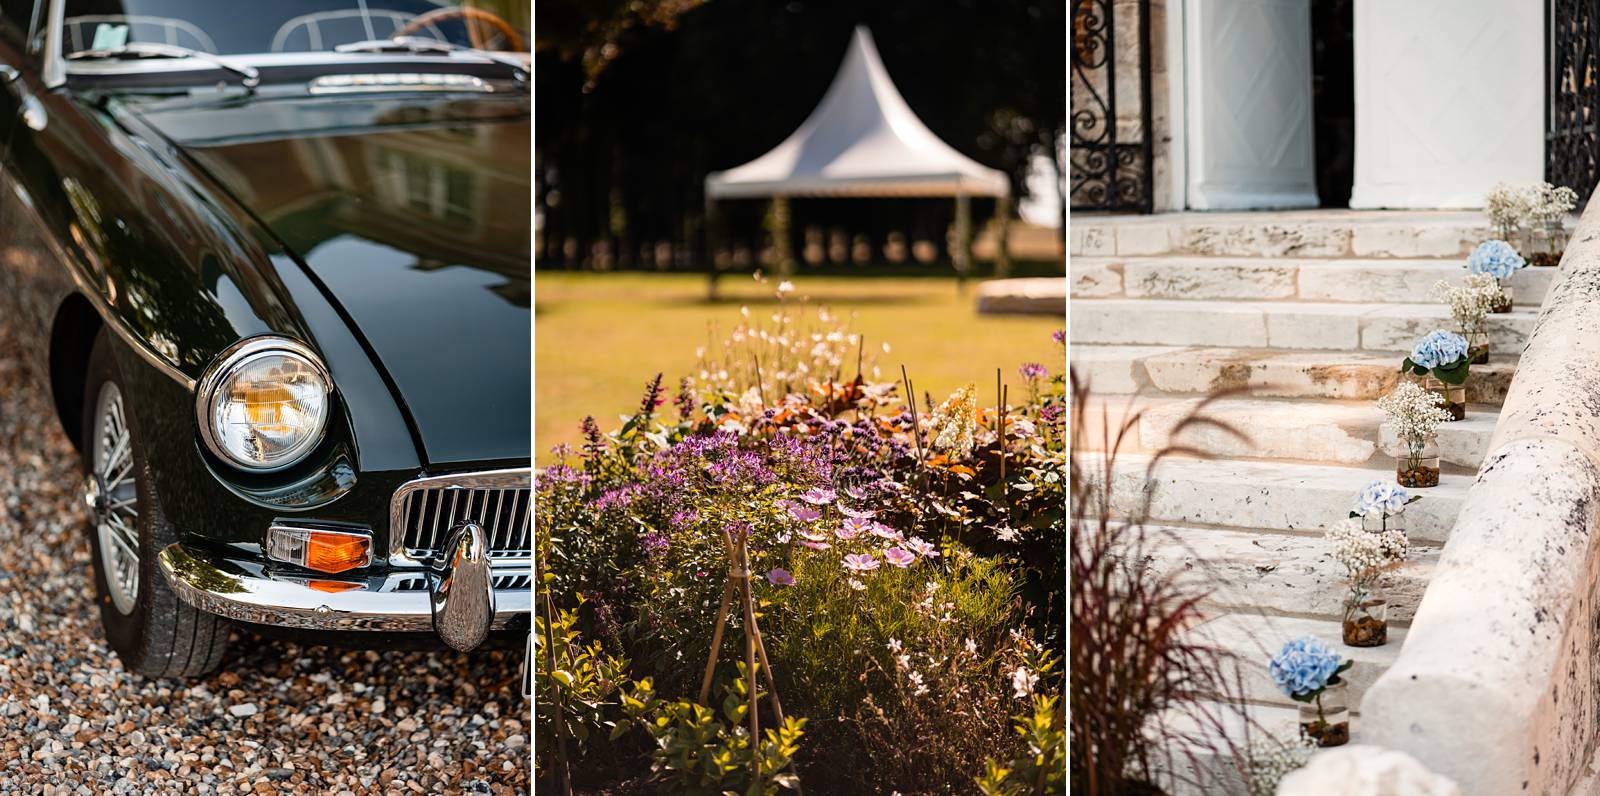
[335,36,527,82]
[66,42,260,88]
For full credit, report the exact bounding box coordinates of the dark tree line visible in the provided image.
[535,0,1065,271]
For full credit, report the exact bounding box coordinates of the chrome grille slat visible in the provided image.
[390,469,532,565]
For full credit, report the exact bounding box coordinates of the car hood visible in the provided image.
[134,93,530,468]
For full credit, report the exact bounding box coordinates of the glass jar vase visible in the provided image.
[1527,220,1565,267]
[1491,280,1513,313]
[1343,598,1388,647]
[1298,681,1350,748]
[1361,508,1405,536]
[1460,326,1489,364]
[1424,376,1467,421]
[1397,437,1441,488]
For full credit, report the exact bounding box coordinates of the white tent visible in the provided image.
[704,26,1010,272]
[706,27,1009,198]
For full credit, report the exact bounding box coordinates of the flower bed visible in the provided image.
[534,286,1065,794]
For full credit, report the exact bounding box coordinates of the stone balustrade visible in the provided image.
[1355,194,1600,794]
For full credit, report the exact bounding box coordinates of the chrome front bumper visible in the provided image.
[157,541,530,645]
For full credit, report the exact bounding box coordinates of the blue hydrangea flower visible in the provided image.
[1354,480,1408,517]
[1409,330,1469,370]
[1466,239,1526,280]
[1269,637,1343,699]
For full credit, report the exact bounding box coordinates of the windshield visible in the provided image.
[59,1,528,58]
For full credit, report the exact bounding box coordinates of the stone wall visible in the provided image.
[1358,192,1600,794]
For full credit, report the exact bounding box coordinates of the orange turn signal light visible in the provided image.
[306,579,364,593]
[265,524,372,574]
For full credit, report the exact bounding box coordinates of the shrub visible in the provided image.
[976,695,1067,796]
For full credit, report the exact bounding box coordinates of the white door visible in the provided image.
[1183,0,1319,210]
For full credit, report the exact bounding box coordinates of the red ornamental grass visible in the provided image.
[1069,370,1265,795]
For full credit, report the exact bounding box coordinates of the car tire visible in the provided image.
[81,328,230,677]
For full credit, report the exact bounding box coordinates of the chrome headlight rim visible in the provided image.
[195,336,333,474]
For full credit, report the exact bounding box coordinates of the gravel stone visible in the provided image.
[0,320,529,794]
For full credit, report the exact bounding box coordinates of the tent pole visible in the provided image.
[705,194,720,301]
[995,193,1012,279]
[954,192,972,286]
[771,195,795,278]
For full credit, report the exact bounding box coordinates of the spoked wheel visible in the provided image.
[81,329,229,677]
[89,382,140,615]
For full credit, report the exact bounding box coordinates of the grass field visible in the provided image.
[534,272,1062,461]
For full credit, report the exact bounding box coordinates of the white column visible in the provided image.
[1183,0,1318,210]
[1349,0,1542,209]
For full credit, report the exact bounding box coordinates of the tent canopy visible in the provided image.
[705,27,1010,200]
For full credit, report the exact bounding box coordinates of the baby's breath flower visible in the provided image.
[1377,382,1451,447]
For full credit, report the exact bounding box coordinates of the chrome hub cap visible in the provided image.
[92,383,139,615]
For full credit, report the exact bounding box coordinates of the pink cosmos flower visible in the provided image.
[867,522,903,542]
[843,553,880,572]
[800,540,831,550]
[800,487,837,506]
[837,517,872,540]
[904,537,940,558]
[843,485,870,500]
[788,504,822,522]
[883,547,915,568]
[848,578,867,592]
[799,528,829,542]
[839,505,876,519]
[766,568,794,586]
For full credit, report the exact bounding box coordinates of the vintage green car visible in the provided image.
[0,0,530,676]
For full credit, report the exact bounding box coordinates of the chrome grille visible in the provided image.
[390,573,531,592]
[389,469,531,564]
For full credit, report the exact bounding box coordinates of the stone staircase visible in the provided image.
[1071,211,1559,788]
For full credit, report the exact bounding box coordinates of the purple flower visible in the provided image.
[883,547,915,568]
[800,487,837,506]
[843,553,880,573]
[766,568,794,586]
[800,540,832,550]
[641,532,670,556]
[904,537,940,558]
[669,510,699,529]
[843,485,870,501]
[1020,362,1049,380]
[1052,329,1065,344]
[838,517,872,540]
[867,522,903,542]
[798,529,829,543]
[788,504,823,522]
[839,505,876,519]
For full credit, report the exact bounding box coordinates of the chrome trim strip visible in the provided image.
[158,543,528,633]
[42,0,63,88]
[388,467,531,567]
[193,336,333,474]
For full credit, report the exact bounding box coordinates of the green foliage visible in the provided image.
[617,664,806,795]
[975,695,1067,796]
[533,600,630,770]
[1399,355,1471,385]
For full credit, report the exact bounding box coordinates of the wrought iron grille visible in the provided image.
[1549,0,1600,198]
[1071,0,1154,213]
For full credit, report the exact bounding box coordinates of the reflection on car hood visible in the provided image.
[135,93,530,468]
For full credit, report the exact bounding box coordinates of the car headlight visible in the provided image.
[197,337,332,472]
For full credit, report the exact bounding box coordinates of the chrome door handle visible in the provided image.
[0,65,17,83]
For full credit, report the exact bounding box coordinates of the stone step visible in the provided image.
[1156,699,1315,795]
[1192,613,1407,712]
[1071,345,1517,403]
[1069,210,1563,259]
[1070,299,1537,352]
[1072,256,1557,304]
[1092,395,1497,468]
[1107,455,1468,544]
[1143,524,1439,623]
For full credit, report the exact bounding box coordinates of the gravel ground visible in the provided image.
[0,325,530,795]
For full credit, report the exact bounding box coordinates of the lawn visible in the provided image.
[534,272,1062,461]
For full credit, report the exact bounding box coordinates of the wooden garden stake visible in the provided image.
[539,588,575,796]
[695,526,792,787]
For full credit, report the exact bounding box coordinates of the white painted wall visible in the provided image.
[1182,0,1318,209]
[1349,0,1543,209]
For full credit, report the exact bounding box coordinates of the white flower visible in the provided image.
[848,578,867,592]
[1377,382,1451,448]
[1484,182,1533,232]
[929,385,979,458]
[907,671,928,696]
[964,638,978,655]
[1433,274,1500,332]
[1326,517,1408,586]
[1010,666,1038,699]
[777,280,795,295]
[1246,736,1317,796]
[996,526,1020,543]
[887,637,902,654]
